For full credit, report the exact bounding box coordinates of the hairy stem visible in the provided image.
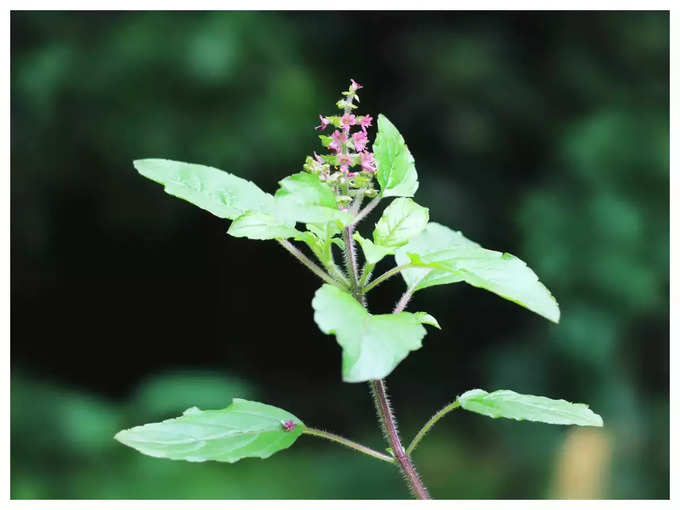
[342,225,363,303]
[393,284,416,314]
[406,401,460,456]
[370,379,431,499]
[325,242,351,287]
[335,91,430,498]
[351,194,381,226]
[359,262,375,288]
[328,260,351,287]
[277,240,346,289]
[303,427,395,463]
[362,263,413,294]
[350,191,365,216]
[339,219,430,497]
[393,271,429,313]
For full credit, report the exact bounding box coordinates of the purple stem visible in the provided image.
[342,229,429,498]
[337,89,430,499]
[370,379,431,499]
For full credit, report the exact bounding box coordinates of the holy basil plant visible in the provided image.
[117,80,602,499]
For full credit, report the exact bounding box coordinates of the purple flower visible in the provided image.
[359,114,373,132]
[352,131,368,152]
[332,130,347,144]
[329,130,347,154]
[340,113,356,132]
[314,115,330,131]
[337,153,354,174]
[360,151,376,173]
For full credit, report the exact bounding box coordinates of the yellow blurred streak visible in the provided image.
[550,428,611,499]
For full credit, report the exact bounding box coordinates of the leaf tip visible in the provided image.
[132,159,145,174]
[416,312,441,330]
[458,388,487,402]
[132,158,158,170]
[113,428,129,445]
[588,412,604,427]
[546,304,561,323]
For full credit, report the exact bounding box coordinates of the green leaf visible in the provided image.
[458,389,603,427]
[114,398,305,463]
[307,221,341,242]
[134,159,274,219]
[373,197,429,248]
[414,312,441,329]
[311,284,438,382]
[395,223,560,323]
[353,232,395,265]
[319,134,333,148]
[298,222,341,267]
[227,211,302,240]
[373,114,419,198]
[274,172,352,225]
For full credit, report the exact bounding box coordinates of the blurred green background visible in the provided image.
[11,11,668,499]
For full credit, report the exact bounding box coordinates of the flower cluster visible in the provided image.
[303,79,378,208]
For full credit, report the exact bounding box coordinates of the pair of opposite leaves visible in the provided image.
[117,114,599,467]
[114,389,602,464]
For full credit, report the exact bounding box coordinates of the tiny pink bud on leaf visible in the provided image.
[281,419,297,432]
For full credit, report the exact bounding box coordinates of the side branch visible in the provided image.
[303,427,395,464]
[277,240,345,289]
[351,195,381,226]
[362,264,414,294]
[342,225,365,304]
[393,271,429,313]
[406,401,460,456]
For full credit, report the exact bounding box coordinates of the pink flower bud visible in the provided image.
[281,419,297,432]
[314,115,330,131]
[350,79,363,91]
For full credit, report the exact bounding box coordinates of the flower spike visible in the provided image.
[303,80,379,206]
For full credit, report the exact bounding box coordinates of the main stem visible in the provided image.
[370,379,431,499]
[342,223,430,499]
[336,90,429,498]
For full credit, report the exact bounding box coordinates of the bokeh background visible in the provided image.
[11,11,669,499]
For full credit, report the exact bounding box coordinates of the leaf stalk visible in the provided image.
[277,239,347,289]
[406,401,460,456]
[303,427,395,463]
[351,194,381,226]
[362,263,414,293]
